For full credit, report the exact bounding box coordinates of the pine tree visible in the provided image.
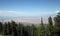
[11,21,17,36]
[48,16,53,36]
[54,12,60,36]
[7,22,12,35]
[17,23,23,36]
[0,22,3,34]
[3,22,8,36]
[40,18,46,36]
[37,18,46,36]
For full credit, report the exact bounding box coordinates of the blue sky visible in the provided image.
[0,0,60,18]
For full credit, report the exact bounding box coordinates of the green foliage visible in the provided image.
[37,18,47,36]
[48,16,53,36]
[0,13,60,36]
[54,12,60,36]
[0,22,3,34]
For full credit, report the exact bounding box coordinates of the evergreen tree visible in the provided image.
[3,22,8,36]
[31,24,37,36]
[37,18,46,36]
[54,12,60,36]
[48,16,53,36]
[11,21,17,36]
[40,18,46,36]
[17,23,23,36]
[7,22,12,35]
[0,22,3,34]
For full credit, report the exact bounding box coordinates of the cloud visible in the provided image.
[0,10,58,17]
[55,10,60,13]
[0,10,59,24]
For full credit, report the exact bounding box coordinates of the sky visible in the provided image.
[0,0,60,24]
[0,0,60,18]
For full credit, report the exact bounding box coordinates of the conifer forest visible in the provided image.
[0,13,60,36]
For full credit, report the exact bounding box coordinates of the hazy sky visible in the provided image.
[0,0,60,18]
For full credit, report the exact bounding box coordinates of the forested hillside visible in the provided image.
[0,13,60,36]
